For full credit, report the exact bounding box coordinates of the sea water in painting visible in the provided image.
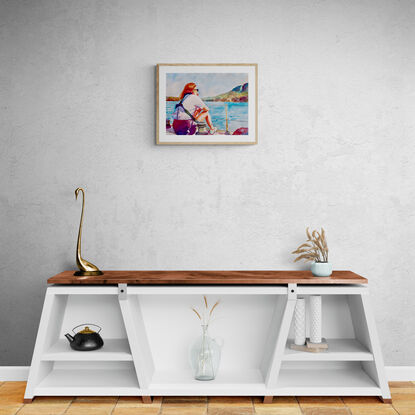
[166,73,248,136]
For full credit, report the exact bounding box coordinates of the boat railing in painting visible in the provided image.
[166,103,248,136]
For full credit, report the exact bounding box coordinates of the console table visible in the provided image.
[24,271,391,404]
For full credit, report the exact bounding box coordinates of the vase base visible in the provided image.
[195,376,215,381]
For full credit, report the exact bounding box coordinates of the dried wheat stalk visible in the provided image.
[192,297,220,325]
[209,301,220,317]
[292,227,329,263]
[192,308,202,320]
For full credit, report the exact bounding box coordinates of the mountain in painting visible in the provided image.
[203,83,248,102]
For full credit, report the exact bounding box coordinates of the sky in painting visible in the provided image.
[166,73,248,98]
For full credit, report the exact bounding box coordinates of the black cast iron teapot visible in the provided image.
[65,324,104,351]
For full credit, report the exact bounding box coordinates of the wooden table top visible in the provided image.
[47,270,367,285]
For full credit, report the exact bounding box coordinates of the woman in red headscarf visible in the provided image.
[171,83,217,135]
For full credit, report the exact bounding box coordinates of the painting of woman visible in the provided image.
[157,64,257,144]
[171,83,217,135]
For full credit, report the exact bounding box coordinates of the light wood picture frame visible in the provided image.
[156,64,258,145]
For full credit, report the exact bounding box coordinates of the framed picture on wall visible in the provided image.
[156,64,258,145]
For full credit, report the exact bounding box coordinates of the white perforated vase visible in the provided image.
[294,298,306,345]
[310,295,322,343]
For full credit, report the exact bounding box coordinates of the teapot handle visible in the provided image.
[72,323,102,333]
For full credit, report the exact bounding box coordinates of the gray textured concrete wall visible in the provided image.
[0,0,414,366]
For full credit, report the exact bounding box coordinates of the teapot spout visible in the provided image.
[65,333,74,343]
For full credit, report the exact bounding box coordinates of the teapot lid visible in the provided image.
[79,326,95,334]
[72,323,102,334]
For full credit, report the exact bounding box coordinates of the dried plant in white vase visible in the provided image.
[292,228,332,277]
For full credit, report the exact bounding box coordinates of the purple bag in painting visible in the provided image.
[172,119,197,135]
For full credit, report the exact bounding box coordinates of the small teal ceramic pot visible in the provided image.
[311,262,332,277]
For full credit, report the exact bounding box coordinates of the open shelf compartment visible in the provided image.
[128,293,286,392]
[284,294,375,361]
[27,291,140,398]
[34,362,139,396]
[275,361,381,396]
[283,338,373,361]
[39,293,132,362]
[148,369,265,395]
[43,338,132,361]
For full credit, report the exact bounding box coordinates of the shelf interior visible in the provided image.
[151,368,263,386]
[276,362,381,395]
[283,338,373,361]
[140,294,278,375]
[35,362,139,394]
[42,338,132,361]
[148,368,266,394]
[278,367,378,388]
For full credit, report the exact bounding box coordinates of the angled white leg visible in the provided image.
[348,293,391,401]
[24,289,68,401]
[118,285,154,393]
[260,296,286,380]
[262,284,297,390]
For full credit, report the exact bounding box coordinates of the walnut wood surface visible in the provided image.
[47,270,367,285]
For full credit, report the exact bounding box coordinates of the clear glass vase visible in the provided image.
[189,324,222,381]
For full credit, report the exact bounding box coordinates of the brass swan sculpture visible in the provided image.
[74,187,103,276]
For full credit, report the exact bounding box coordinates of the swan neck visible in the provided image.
[76,190,85,265]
